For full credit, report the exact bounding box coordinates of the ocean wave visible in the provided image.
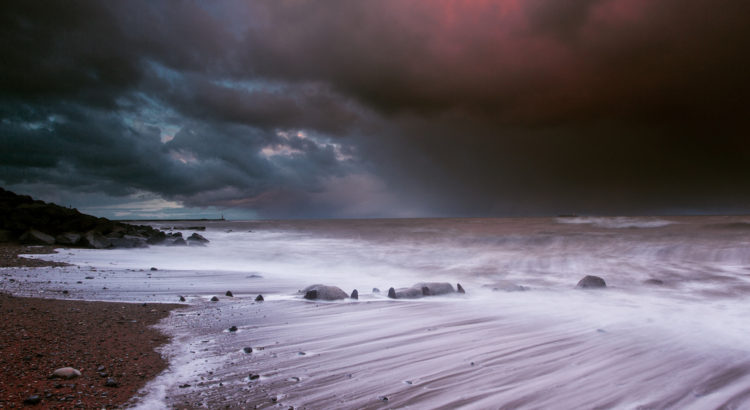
[556,216,674,228]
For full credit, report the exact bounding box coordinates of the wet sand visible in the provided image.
[0,245,183,408]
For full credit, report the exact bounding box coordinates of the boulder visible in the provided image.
[19,229,55,245]
[210,296,219,302]
[387,282,464,299]
[225,290,233,297]
[350,289,359,300]
[55,232,82,246]
[255,294,264,302]
[576,275,607,289]
[302,284,349,301]
[83,231,112,249]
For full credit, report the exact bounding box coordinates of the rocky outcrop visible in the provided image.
[387,282,465,299]
[0,187,208,249]
[301,284,349,301]
[187,232,209,246]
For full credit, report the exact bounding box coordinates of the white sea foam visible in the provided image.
[556,216,675,228]
[12,217,750,408]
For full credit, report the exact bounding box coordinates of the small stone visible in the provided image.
[104,378,119,387]
[97,365,106,372]
[255,294,264,302]
[210,296,219,302]
[297,351,306,356]
[178,383,191,388]
[243,347,253,354]
[98,372,108,378]
[179,296,186,302]
[51,367,81,379]
[229,326,238,332]
[379,396,389,402]
[225,290,233,297]
[62,290,69,294]
[85,276,94,280]
[24,395,41,405]
[249,374,260,380]
[76,281,82,284]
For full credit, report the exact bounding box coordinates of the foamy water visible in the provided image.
[7,216,750,408]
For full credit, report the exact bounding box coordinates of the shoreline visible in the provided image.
[0,244,184,409]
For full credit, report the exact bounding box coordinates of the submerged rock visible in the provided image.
[179,296,186,302]
[302,284,349,301]
[576,275,607,289]
[225,290,233,297]
[210,296,219,302]
[482,281,528,292]
[643,278,664,286]
[243,347,253,354]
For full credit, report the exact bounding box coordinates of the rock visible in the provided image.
[372,288,380,293]
[24,395,41,405]
[178,383,191,388]
[225,290,233,297]
[179,296,186,302]
[166,237,187,246]
[302,284,348,301]
[249,373,260,380]
[457,283,466,293]
[482,281,528,292]
[576,275,607,289]
[243,347,253,354]
[55,232,82,246]
[350,289,358,300]
[255,294,264,302]
[388,282,460,299]
[414,282,455,296]
[187,232,209,244]
[109,236,148,248]
[229,326,238,332]
[19,229,55,245]
[104,378,119,387]
[98,372,108,378]
[643,278,664,286]
[210,296,219,302]
[83,231,112,249]
[51,367,81,379]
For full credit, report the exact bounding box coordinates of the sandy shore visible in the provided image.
[0,245,183,408]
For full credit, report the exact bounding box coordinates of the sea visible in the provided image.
[13,216,750,409]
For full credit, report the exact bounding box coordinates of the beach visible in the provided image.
[3,217,750,408]
[0,245,182,409]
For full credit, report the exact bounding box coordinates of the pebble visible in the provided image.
[51,367,82,379]
[23,395,41,405]
[104,378,119,387]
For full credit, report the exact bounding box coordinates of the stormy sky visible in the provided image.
[1,1,749,219]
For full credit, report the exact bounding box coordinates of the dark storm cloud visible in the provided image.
[1,0,749,217]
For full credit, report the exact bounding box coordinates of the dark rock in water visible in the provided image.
[302,284,348,301]
[644,278,664,286]
[104,378,119,387]
[167,237,187,246]
[249,374,260,380]
[179,296,186,302]
[482,281,528,292]
[178,383,191,388]
[457,283,466,294]
[109,236,148,248]
[225,290,233,297]
[55,232,82,246]
[255,294,264,302]
[243,347,253,354]
[187,232,209,245]
[389,282,459,299]
[210,296,219,302]
[229,326,238,332]
[24,395,41,405]
[20,229,55,245]
[415,282,455,296]
[577,275,607,289]
[350,289,358,300]
[150,267,158,271]
[372,288,380,293]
